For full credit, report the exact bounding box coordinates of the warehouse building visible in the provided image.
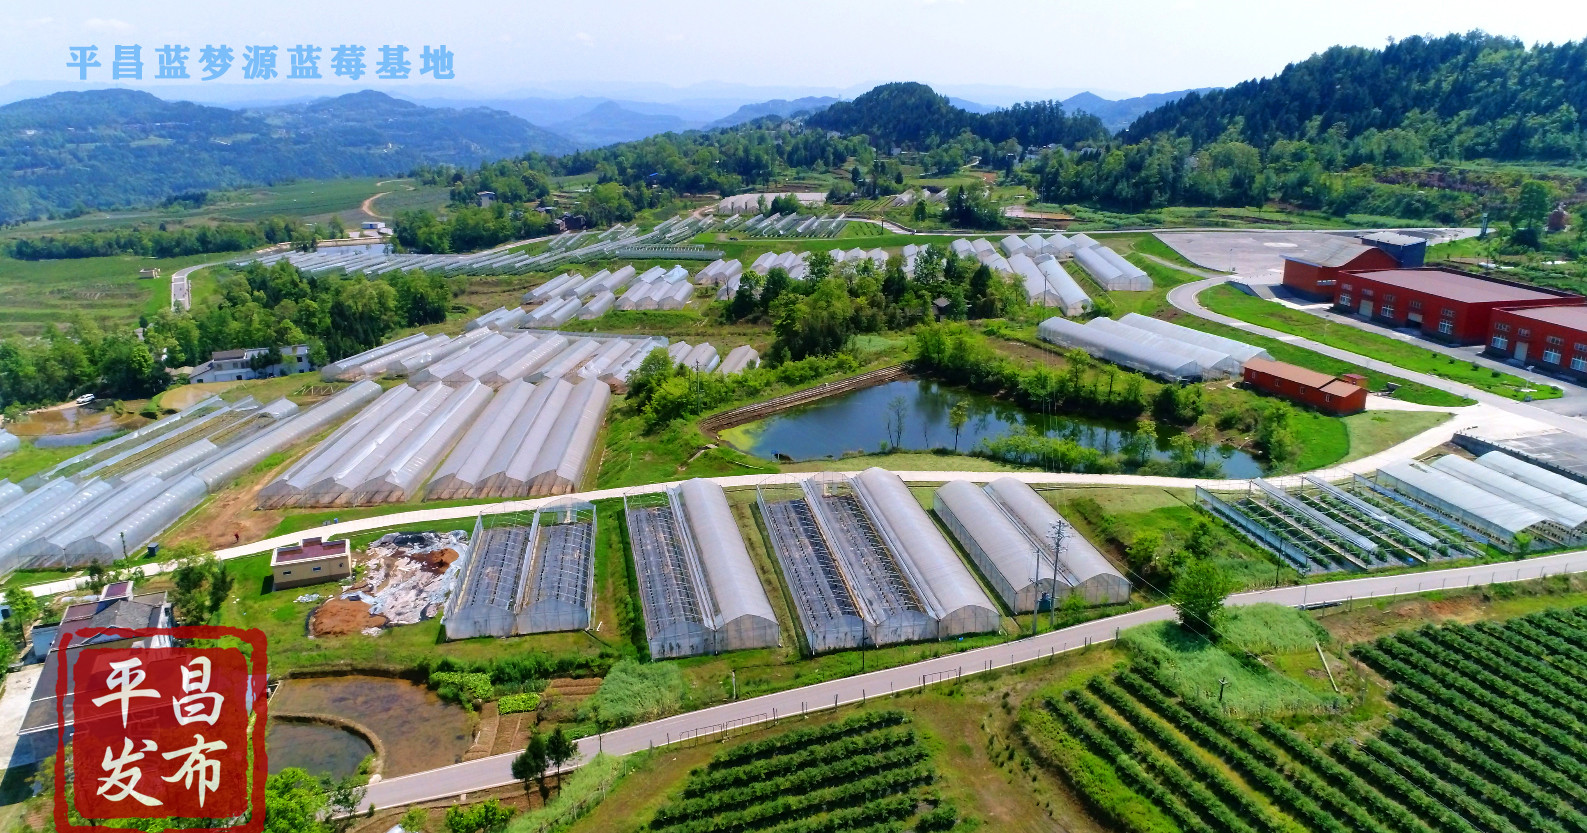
[1280,238,1398,300]
[1486,305,1587,377]
[1358,231,1427,268]
[625,480,779,658]
[1335,267,1584,344]
[1241,359,1368,415]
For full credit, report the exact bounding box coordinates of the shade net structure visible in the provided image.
[1429,454,1587,542]
[800,473,936,646]
[756,481,869,653]
[443,501,596,640]
[1038,317,1202,382]
[979,478,1127,603]
[624,480,777,658]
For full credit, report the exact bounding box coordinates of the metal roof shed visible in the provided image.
[852,468,999,637]
[984,478,1129,604]
[1038,317,1202,381]
[677,479,780,651]
[934,480,1055,613]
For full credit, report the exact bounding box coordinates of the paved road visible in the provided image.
[21,409,1480,600]
[1166,272,1587,438]
[168,262,218,311]
[359,547,1587,811]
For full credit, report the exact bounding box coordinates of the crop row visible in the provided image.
[649,765,931,833]
[1087,678,1289,833]
[681,729,916,798]
[1255,720,1432,833]
[705,711,908,772]
[1481,619,1587,683]
[1018,699,1180,833]
[1046,693,1212,833]
[653,744,928,825]
[1378,722,1567,833]
[1383,632,1587,739]
[1424,624,1587,718]
[740,796,913,833]
[1359,732,1518,833]
[1327,740,1479,833]
[1116,669,1354,833]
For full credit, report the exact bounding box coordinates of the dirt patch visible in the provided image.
[310,599,389,637]
[539,677,602,722]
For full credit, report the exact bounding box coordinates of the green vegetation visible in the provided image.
[0,251,218,337]
[1197,284,1552,400]
[507,753,639,833]
[645,710,942,833]
[0,437,89,482]
[498,692,543,715]
[6,215,310,260]
[579,659,686,730]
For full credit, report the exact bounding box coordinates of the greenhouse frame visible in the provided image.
[443,501,597,640]
[983,478,1130,604]
[1474,450,1587,507]
[1376,460,1556,549]
[933,480,1057,613]
[625,480,779,658]
[1087,318,1243,379]
[1038,316,1203,381]
[1429,454,1587,541]
[1116,313,1271,363]
[756,482,870,653]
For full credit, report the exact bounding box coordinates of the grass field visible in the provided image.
[1199,285,1555,401]
[0,252,223,336]
[0,438,88,482]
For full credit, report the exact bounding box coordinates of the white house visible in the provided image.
[190,344,313,384]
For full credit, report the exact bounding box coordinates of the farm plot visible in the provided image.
[1023,607,1587,833]
[1196,474,1482,575]
[646,710,942,833]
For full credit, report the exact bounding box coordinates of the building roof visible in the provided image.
[1359,231,1426,247]
[1345,268,1565,303]
[1321,380,1365,398]
[1496,304,1587,329]
[272,537,349,564]
[1285,238,1386,268]
[1243,357,1339,390]
[211,348,252,360]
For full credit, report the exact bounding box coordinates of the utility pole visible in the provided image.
[1219,677,1229,704]
[1050,519,1068,631]
[731,670,737,701]
[1032,545,1043,638]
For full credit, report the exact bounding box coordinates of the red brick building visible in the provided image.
[1281,240,1399,300]
[1335,267,1585,344]
[1487,305,1587,378]
[1242,359,1368,415]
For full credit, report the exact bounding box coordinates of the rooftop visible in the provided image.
[1345,268,1568,304]
[1359,231,1427,247]
[1497,305,1587,329]
[1243,357,1339,390]
[272,536,349,564]
[1284,237,1386,268]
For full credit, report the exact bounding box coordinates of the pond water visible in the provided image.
[721,378,1262,477]
[267,721,374,779]
[269,676,474,776]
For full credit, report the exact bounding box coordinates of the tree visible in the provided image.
[1171,560,1236,637]
[546,727,577,789]
[1125,530,1164,578]
[885,395,908,450]
[4,587,40,634]
[1515,179,1554,229]
[948,400,970,452]
[324,773,368,833]
[512,729,549,792]
[444,799,514,833]
[263,768,329,833]
[400,807,430,833]
[760,267,792,315]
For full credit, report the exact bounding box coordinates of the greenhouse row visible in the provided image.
[1038,315,1266,381]
[329,330,663,389]
[0,429,17,460]
[625,479,780,659]
[1068,234,1153,291]
[718,345,761,375]
[443,501,597,639]
[0,388,379,571]
[1005,252,1091,315]
[934,479,1128,611]
[750,251,810,279]
[261,375,611,507]
[830,248,889,268]
[756,469,998,653]
[695,259,743,286]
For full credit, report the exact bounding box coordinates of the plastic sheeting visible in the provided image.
[718,345,759,375]
[348,382,493,504]
[0,430,18,459]
[0,480,20,505]
[1039,316,1202,381]
[427,380,537,500]
[677,479,780,651]
[412,332,507,385]
[579,291,615,319]
[0,479,115,566]
[1032,255,1091,315]
[1117,313,1270,363]
[482,335,567,388]
[321,333,430,381]
[1087,318,1243,379]
[852,468,998,637]
[195,380,381,492]
[1430,455,1587,534]
[526,379,610,495]
[934,480,1055,613]
[1378,460,1549,546]
[533,339,603,382]
[681,343,721,372]
[1475,451,1587,509]
[85,475,209,564]
[983,478,1129,604]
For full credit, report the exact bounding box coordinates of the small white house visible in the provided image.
[190,344,313,384]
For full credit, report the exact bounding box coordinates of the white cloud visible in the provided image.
[573,31,594,46]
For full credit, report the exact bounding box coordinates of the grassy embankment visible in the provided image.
[1198,283,1554,401]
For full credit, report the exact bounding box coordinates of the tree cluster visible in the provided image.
[6,216,310,260]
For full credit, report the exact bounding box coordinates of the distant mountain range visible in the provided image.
[0,89,575,222]
[1061,89,1215,132]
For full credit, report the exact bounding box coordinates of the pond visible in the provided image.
[720,378,1262,477]
[267,721,374,780]
[268,676,475,776]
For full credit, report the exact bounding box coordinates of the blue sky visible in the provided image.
[3,0,1584,103]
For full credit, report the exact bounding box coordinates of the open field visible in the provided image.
[1199,284,1555,401]
[0,252,222,336]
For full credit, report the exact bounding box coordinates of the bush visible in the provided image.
[430,671,494,708]
[498,692,541,715]
[578,659,684,729]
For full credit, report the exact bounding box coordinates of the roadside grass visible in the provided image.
[597,414,777,489]
[1199,284,1554,401]
[0,252,230,336]
[1340,410,1451,462]
[1170,312,1474,407]
[0,439,86,482]
[1285,409,1350,474]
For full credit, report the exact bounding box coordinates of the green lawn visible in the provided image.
[0,437,100,482]
[1341,410,1451,460]
[1199,285,1555,401]
[0,252,226,336]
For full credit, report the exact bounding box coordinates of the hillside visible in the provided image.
[548,101,694,148]
[1122,32,1587,161]
[807,82,1107,150]
[1062,88,1215,132]
[0,89,575,222]
[708,96,839,129]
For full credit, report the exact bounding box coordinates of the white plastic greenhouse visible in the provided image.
[983,478,1130,604]
[934,480,1057,612]
[1086,318,1243,379]
[718,345,760,375]
[1039,317,1203,381]
[1430,455,1587,541]
[1116,313,1270,363]
[1376,460,1552,549]
[0,430,18,460]
[680,343,721,372]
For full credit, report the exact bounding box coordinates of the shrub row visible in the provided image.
[1017,701,1180,833]
[706,711,908,772]
[1047,694,1209,833]
[649,766,931,833]
[1256,720,1433,833]
[1328,740,1479,833]
[682,729,916,798]
[652,745,928,825]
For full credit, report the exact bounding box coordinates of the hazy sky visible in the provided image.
[4,0,1585,102]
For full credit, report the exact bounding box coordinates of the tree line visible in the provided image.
[5,216,313,260]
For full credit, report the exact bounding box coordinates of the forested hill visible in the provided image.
[1122,32,1587,161]
[0,89,575,222]
[807,82,1108,150]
